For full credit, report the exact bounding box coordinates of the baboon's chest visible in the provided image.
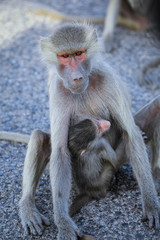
[72,90,110,124]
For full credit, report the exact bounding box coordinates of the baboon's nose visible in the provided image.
[73,77,83,85]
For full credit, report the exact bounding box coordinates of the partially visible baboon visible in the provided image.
[103,0,160,89]
[135,95,160,194]
[102,0,160,50]
[102,0,147,52]
[128,0,160,90]
[1,23,160,239]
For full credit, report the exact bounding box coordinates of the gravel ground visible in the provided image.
[31,0,109,17]
[0,0,160,240]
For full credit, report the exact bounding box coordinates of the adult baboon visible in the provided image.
[0,23,160,239]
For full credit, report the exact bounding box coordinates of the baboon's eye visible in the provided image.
[75,51,82,56]
[62,54,69,58]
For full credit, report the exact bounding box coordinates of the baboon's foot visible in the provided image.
[19,198,50,235]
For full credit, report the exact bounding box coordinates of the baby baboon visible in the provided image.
[68,118,120,216]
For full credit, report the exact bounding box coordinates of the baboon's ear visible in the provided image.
[85,27,102,59]
[40,37,57,63]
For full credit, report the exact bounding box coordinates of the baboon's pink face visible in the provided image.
[57,49,90,94]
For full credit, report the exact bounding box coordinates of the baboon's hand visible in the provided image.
[57,215,81,240]
[143,199,160,229]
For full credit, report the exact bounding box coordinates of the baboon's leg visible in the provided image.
[70,194,91,217]
[19,130,51,235]
[135,95,160,193]
[102,0,121,52]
